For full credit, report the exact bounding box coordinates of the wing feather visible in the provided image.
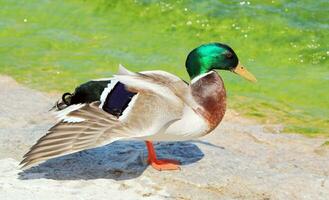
[115,70,199,110]
[20,102,125,168]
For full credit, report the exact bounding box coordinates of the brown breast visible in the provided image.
[191,71,226,132]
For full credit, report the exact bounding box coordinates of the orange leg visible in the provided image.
[145,140,180,171]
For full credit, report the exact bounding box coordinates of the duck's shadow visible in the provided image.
[18,141,204,181]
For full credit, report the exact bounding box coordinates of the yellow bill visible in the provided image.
[233,63,257,82]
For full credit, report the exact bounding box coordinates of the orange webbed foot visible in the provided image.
[145,140,181,171]
[149,159,181,171]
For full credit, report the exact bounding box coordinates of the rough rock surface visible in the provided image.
[0,75,328,200]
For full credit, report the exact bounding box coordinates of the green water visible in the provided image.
[0,0,328,135]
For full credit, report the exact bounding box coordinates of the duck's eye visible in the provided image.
[225,52,233,59]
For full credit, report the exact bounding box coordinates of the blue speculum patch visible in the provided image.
[102,82,137,117]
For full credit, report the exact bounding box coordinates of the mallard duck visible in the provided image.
[20,43,256,171]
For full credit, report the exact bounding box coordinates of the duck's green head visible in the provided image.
[186,43,256,82]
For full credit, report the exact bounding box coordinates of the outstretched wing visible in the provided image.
[20,102,128,168]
